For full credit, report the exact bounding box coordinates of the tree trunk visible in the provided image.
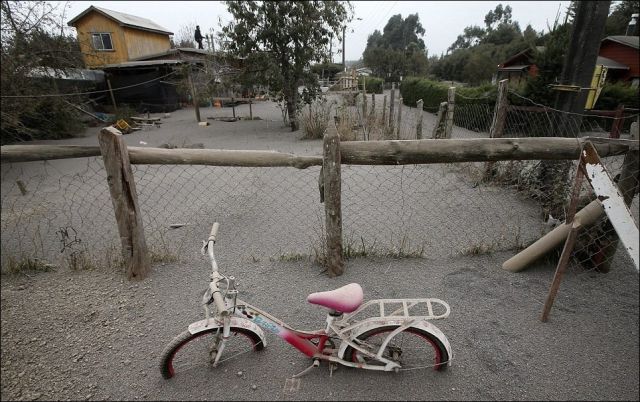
[286,86,299,131]
[540,0,611,220]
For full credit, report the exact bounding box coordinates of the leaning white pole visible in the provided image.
[502,200,604,272]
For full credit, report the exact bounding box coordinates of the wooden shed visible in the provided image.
[598,36,639,85]
[68,6,173,69]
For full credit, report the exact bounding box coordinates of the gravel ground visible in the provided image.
[1,96,639,401]
[1,252,638,401]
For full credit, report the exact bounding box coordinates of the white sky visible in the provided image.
[56,1,572,61]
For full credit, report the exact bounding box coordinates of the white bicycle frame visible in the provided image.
[195,223,452,372]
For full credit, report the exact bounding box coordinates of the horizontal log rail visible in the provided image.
[127,147,322,169]
[1,145,101,162]
[339,138,632,165]
[1,137,634,166]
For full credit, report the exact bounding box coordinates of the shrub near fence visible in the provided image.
[358,76,384,94]
[400,77,497,109]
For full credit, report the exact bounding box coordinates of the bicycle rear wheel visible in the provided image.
[344,325,449,371]
[160,327,264,379]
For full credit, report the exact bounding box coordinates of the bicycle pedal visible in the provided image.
[329,362,339,377]
[292,359,320,378]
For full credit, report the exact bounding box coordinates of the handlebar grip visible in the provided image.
[208,222,219,243]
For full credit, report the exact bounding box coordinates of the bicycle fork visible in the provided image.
[211,316,231,367]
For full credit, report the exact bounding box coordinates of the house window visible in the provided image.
[91,33,113,51]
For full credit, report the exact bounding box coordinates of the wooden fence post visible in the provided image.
[416,99,424,139]
[431,101,447,139]
[485,79,509,179]
[382,95,387,127]
[371,93,375,118]
[323,126,344,277]
[98,127,150,280]
[444,87,456,139]
[610,105,624,138]
[362,78,367,118]
[396,97,403,139]
[490,79,509,138]
[389,82,396,130]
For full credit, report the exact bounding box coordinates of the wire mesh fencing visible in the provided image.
[1,90,638,275]
[1,157,121,273]
[131,164,325,266]
[2,148,637,276]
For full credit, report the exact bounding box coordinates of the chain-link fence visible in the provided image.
[1,157,120,272]
[2,94,638,276]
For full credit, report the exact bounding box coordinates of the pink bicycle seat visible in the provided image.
[307,283,364,313]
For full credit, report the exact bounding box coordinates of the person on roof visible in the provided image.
[194,25,204,49]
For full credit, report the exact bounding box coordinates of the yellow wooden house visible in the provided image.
[68,6,173,69]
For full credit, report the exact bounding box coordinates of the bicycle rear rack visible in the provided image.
[341,298,450,324]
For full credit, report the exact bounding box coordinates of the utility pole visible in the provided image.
[342,25,346,70]
[554,1,611,121]
[541,0,611,220]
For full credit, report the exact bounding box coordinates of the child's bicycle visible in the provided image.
[159,223,452,379]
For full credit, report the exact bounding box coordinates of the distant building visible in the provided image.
[497,36,639,87]
[496,46,544,85]
[598,36,639,86]
[355,67,372,77]
[67,6,173,68]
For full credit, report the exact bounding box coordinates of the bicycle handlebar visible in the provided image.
[208,222,219,243]
[205,222,228,316]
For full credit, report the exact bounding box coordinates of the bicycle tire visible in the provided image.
[343,325,449,371]
[160,327,264,379]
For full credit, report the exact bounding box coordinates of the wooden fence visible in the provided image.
[1,133,637,279]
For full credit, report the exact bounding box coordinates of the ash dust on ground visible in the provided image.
[1,99,638,401]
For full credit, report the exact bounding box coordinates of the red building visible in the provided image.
[497,36,639,87]
[598,36,639,85]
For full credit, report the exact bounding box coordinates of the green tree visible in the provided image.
[380,13,426,50]
[1,0,86,144]
[448,25,486,52]
[522,14,572,104]
[462,47,497,85]
[362,13,429,81]
[432,3,527,83]
[604,0,639,36]
[221,1,351,131]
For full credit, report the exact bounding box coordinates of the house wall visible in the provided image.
[72,12,128,68]
[599,41,639,80]
[122,27,171,60]
[71,12,171,68]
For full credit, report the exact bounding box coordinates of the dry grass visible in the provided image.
[300,98,334,140]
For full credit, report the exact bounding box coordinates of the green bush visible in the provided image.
[400,77,498,108]
[358,76,384,94]
[400,77,498,132]
[594,82,639,110]
[400,77,448,109]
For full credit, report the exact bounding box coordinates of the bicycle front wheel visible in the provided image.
[344,326,449,371]
[160,327,264,379]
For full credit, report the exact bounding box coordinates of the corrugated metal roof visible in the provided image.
[102,60,187,69]
[130,48,210,61]
[68,6,173,35]
[497,65,529,72]
[602,36,639,49]
[26,67,105,81]
[596,56,630,70]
